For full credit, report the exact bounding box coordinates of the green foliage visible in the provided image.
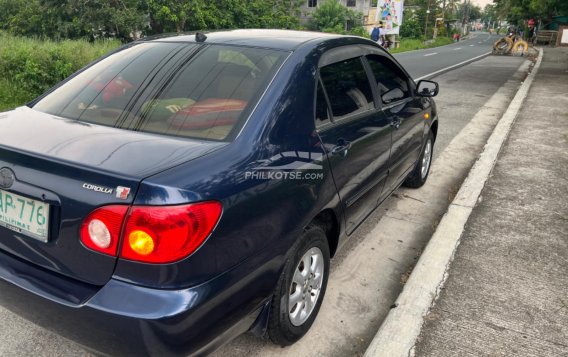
[308,0,366,35]
[402,0,441,40]
[494,0,568,24]
[400,17,423,39]
[390,36,453,53]
[0,78,29,111]
[0,0,304,40]
[481,4,498,28]
[468,5,482,21]
[0,0,147,41]
[0,32,120,110]
[147,0,207,33]
[349,27,371,38]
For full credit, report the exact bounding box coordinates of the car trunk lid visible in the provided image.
[0,107,225,285]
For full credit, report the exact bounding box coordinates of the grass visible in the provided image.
[390,36,454,54]
[0,32,120,111]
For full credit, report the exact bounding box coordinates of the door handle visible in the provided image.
[390,117,401,129]
[331,140,351,157]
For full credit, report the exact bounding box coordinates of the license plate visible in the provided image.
[0,189,49,242]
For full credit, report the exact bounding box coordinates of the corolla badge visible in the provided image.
[82,183,131,200]
[0,168,15,189]
[82,183,113,194]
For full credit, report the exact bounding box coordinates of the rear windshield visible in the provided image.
[33,42,288,141]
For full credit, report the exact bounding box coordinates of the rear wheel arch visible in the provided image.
[311,209,340,258]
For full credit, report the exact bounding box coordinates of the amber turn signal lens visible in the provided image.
[424,113,430,119]
[128,230,155,256]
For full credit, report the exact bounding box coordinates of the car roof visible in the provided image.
[145,29,353,51]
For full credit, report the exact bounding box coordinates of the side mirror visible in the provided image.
[381,87,405,104]
[416,80,439,97]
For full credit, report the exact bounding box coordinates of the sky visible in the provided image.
[471,0,493,9]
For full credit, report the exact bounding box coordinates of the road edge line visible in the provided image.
[364,48,544,357]
[415,51,492,81]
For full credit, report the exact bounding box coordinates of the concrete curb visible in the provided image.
[364,49,544,357]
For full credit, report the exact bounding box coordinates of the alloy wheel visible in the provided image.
[288,247,324,326]
[421,139,432,180]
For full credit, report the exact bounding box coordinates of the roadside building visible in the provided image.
[300,0,376,25]
[300,0,403,47]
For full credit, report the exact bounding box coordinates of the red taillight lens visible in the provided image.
[80,201,222,263]
[80,205,129,256]
[120,201,222,264]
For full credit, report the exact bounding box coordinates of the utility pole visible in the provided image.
[424,0,431,39]
[462,0,469,36]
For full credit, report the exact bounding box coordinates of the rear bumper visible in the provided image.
[0,250,278,356]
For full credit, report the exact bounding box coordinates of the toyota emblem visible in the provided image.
[0,167,15,189]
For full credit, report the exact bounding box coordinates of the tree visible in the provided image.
[308,0,365,35]
[0,0,304,40]
[145,0,302,33]
[494,0,568,25]
[481,4,498,28]
[0,0,147,40]
[445,0,460,18]
[147,0,207,33]
[403,0,442,38]
[400,16,424,38]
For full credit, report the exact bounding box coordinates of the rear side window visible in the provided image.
[315,80,331,128]
[319,57,374,119]
[33,43,288,141]
[366,54,410,103]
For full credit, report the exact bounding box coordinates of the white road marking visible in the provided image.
[414,51,492,81]
[470,44,475,46]
[454,47,462,50]
[424,53,438,57]
[478,42,483,44]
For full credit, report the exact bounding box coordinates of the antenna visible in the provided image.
[195,32,207,43]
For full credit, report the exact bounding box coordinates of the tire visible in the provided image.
[403,130,434,188]
[493,37,513,54]
[512,40,529,54]
[268,224,330,346]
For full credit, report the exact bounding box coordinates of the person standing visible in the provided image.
[370,21,386,48]
[370,23,381,42]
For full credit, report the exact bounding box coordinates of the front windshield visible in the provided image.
[33,42,288,141]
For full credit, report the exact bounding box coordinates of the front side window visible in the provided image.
[33,43,288,141]
[319,57,374,119]
[366,54,410,104]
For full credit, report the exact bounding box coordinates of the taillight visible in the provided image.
[120,202,222,263]
[80,201,222,263]
[80,205,129,256]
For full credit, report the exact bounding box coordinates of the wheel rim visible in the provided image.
[421,139,432,180]
[288,247,324,327]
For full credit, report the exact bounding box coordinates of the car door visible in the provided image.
[365,54,425,197]
[316,49,392,235]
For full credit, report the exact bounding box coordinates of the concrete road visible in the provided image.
[393,32,500,80]
[0,53,527,356]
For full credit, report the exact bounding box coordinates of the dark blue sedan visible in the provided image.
[0,29,438,356]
